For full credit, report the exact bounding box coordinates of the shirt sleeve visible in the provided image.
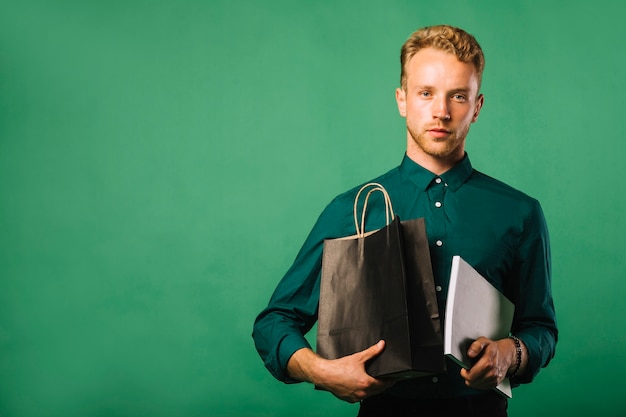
[511,199,558,384]
[252,196,352,383]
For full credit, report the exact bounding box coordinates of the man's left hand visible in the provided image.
[460,336,516,390]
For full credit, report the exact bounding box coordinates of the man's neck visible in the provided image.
[405,148,464,176]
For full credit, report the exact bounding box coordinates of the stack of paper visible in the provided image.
[444,256,515,398]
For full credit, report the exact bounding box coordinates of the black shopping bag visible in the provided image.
[317,183,444,380]
[399,216,446,376]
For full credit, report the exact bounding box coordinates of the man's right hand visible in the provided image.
[286,340,395,403]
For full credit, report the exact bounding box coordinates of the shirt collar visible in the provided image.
[399,153,474,192]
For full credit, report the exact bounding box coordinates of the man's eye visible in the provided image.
[452,94,467,102]
[420,91,431,97]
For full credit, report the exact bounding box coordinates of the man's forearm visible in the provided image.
[286,347,322,383]
[285,341,393,403]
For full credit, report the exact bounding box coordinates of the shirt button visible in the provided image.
[432,377,439,383]
[435,285,442,292]
[435,178,442,184]
[435,201,442,208]
[436,240,443,247]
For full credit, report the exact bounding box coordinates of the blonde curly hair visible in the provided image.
[400,25,485,90]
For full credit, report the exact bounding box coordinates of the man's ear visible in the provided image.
[472,93,484,122]
[395,88,407,117]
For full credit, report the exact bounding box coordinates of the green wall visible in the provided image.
[1,1,624,416]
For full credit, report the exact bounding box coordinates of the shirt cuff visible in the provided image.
[277,333,313,384]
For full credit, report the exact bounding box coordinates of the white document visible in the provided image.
[444,256,515,398]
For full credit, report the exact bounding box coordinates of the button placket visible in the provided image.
[431,177,446,250]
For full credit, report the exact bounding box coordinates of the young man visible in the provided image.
[252,25,557,416]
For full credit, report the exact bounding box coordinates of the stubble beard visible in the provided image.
[406,122,469,160]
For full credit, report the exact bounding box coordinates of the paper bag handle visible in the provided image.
[354,182,395,237]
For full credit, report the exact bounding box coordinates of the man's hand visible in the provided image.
[286,340,395,403]
[460,336,525,390]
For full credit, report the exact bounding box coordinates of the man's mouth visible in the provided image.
[428,128,451,139]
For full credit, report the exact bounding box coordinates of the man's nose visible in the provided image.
[433,98,450,120]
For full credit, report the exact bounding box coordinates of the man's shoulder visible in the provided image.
[318,164,402,220]
[469,169,541,209]
[329,165,403,204]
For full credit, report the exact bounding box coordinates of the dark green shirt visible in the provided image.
[253,153,557,398]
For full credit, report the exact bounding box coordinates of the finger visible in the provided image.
[461,360,504,390]
[467,337,488,359]
[358,340,386,362]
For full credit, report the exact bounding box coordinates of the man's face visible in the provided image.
[396,47,483,172]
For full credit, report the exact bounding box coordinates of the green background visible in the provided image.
[1,1,624,416]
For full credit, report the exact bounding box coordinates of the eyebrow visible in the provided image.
[414,85,472,93]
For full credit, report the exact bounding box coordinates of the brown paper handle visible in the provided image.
[353,182,395,237]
